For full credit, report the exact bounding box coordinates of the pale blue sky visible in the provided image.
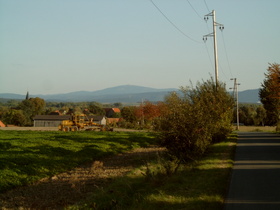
[0,0,279,94]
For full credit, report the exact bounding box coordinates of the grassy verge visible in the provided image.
[69,134,237,210]
[0,130,156,193]
[236,125,276,132]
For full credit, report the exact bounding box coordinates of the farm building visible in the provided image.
[33,115,107,127]
[33,115,72,127]
[87,115,107,126]
[104,108,121,118]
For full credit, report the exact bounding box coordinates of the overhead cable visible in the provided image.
[221,32,234,78]
[186,0,203,21]
[204,0,211,12]
[150,0,202,43]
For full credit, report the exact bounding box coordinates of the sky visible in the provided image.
[0,0,279,95]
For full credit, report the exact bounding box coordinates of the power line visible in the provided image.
[221,31,234,78]
[150,0,202,43]
[185,0,212,41]
[205,41,229,80]
[185,0,221,79]
[204,0,210,12]
[204,42,214,72]
[186,0,203,21]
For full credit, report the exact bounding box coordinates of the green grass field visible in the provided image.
[0,130,156,193]
[69,134,237,210]
[0,130,236,209]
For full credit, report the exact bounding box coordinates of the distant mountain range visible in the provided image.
[0,85,260,104]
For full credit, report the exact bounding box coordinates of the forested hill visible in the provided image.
[238,89,260,104]
[0,85,260,103]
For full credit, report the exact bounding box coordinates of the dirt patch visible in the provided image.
[0,127,58,131]
[0,147,165,209]
[0,127,148,132]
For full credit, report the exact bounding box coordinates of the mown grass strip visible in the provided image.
[0,130,156,193]
[69,134,237,210]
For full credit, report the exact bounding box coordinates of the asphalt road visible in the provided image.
[224,132,280,210]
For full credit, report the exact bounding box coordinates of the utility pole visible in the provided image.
[230,78,240,130]
[203,10,224,88]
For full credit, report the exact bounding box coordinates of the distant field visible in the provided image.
[0,130,156,193]
[0,127,147,132]
[235,126,276,132]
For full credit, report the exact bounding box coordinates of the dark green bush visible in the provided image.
[157,78,234,162]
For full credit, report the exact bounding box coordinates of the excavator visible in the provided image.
[58,114,112,131]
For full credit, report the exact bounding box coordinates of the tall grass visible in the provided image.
[0,130,156,193]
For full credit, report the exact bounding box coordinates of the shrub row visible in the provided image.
[157,78,234,162]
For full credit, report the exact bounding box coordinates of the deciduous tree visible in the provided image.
[88,102,105,115]
[158,78,234,162]
[259,63,280,125]
[19,97,46,125]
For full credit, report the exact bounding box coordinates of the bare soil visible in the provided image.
[0,127,148,132]
[0,147,165,209]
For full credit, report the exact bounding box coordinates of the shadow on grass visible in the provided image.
[0,132,235,209]
[77,166,230,210]
[0,131,157,193]
[0,147,164,209]
[70,138,236,210]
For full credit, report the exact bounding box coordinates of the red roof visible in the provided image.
[0,121,5,127]
[112,108,121,113]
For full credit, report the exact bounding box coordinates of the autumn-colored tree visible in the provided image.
[259,63,280,125]
[135,101,161,127]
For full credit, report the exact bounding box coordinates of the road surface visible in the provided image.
[224,132,280,210]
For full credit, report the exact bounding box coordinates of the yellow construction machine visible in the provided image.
[58,114,111,131]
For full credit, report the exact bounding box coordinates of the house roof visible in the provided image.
[104,108,121,113]
[33,115,72,121]
[0,120,5,127]
[112,108,121,113]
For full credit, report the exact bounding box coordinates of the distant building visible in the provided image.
[87,115,107,126]
[33,115,72,127]
[26,91,29,100]
[33,115,107,127]
[104,108,121,118]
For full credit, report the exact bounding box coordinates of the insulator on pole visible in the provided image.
[202,10,224,88]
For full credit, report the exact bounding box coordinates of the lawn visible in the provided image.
[0,130,156,193]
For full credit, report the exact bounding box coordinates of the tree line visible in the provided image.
[0,63,278,163]
[0,63,279,131]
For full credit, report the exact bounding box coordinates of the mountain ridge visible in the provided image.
[0,85,260,103]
